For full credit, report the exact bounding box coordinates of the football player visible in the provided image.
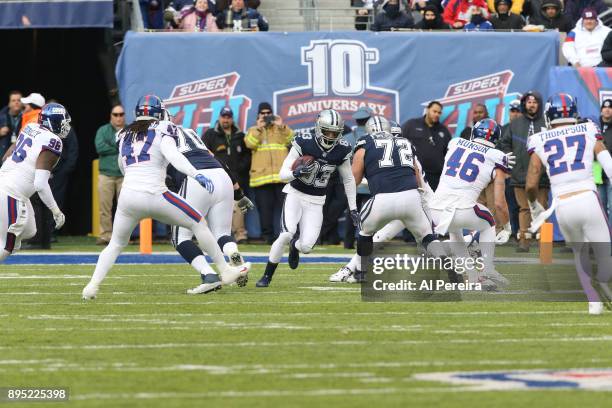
[0,103,69,261]
[82,95,250,299]
[167,116,254,294]
[428,119,514,289]
[526,93,612,315]
[256,109,358,287]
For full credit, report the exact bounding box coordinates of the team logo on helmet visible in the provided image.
[315,109,344,150]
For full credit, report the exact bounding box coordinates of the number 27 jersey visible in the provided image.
[527,121,600,198]
[0,123,63,201]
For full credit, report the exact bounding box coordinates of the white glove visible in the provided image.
[52,208,65,230]
[503,152,516,170]
[236,196,255,214]
[528,200,545,222]
[495,222,512,244]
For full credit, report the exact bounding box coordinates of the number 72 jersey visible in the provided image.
[527,121,600,198]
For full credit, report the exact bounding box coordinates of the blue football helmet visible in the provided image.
[545,93,578,127]
[470,118,501,147]
[135,94,165,120]
[38,103,71,139]
[388,120,402,137]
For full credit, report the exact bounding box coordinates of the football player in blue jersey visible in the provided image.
[256,109,359,287]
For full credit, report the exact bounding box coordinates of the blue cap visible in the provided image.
[220,107,233,117]
[352,106,373,120]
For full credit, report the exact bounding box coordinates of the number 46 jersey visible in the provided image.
[527,121,600,198]
[432,138,509,210]
[0,123,63,201]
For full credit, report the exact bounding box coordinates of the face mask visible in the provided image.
[386,4,400,18]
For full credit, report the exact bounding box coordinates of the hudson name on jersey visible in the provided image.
[355,132,417,196]
[432,137,510,209]
[527,121,601,198]
[290,131,352,196]
[0,123,63,201]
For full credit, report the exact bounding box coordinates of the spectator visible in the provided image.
[464,5,494,30]
[412,0,444,14]
[178,0,219,31]
[215,0,259,12]
[19,93,45,130]
[0,91,23,159]
[600,30,612,67]
[597,99,612,220]
[401,101,452,190]
[460,103,489,140]
[564,0,607,26]
[371,0,415,31]
[216,0,269,31]
[415,4,449,29]
[487,0,523,15]
[139,0,165,29]
[500,99,522,237]
[353,0,375,30]
[203,107,251,243]
[94,104,125,245]
[562,8,611,67]
[490,0,525,30]
[245,102,293,244]
[443,0,489,30]
[499,91,548,252]
[525,0,573,32]
[343,107,373,249]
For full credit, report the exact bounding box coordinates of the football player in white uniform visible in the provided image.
[82,95,250,299]
[526,93,612,315]
[256,109,358,287]
[0,103,70,261]
[428,119,514,288]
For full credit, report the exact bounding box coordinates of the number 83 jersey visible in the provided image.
[527,121,600,198]
[289,131,352,198]
[432,138,509,209]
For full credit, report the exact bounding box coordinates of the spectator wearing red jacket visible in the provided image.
[443,0,490,29]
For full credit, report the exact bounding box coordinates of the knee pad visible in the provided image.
[300,243,313,254]
[278,231,294,243]
[357,235,373,256]
[176,241,204,264]
[217,235,235,251]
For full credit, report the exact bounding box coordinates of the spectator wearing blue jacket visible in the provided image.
[370,0,414,31]
[464,6,494,30]
[216,0,268,31]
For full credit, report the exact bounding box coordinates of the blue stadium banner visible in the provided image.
[0,0,113,29]
[548,67,612,122]
[117,31,558,137]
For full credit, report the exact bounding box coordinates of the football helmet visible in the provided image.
[365,115,390,135]
[389,120,402,137]
[315,109,344,150]
[470,118,501,147]
[135,94,165,120]
[545,93,578,127]
[38,103,71,139]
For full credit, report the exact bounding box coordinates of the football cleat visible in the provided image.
[288,237,300,270]
[256,274,272,287]
[82,282,99,300]
[589,302,604,315]
[484,269,510,289]
[229,251,245,266]
[478,276,498,292]
[187,273,222,295]
[347,270,365,283]
[329,266,353,282]
[221,262,251,287]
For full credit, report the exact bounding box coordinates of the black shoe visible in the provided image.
[288,237,300,270]
[256,274,272,287]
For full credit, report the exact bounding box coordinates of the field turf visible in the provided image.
[0,239,610,407]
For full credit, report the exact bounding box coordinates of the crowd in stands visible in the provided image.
[139,0,268,31]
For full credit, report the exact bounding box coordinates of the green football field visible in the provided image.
[0,240,611,407]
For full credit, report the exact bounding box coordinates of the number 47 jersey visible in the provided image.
[528,121,600,198]
[432,138,510,210]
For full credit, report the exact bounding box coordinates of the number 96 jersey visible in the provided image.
[432,138,509,210]
[289,131,352,197]
[528,121,600,198]
[0,123,63,201]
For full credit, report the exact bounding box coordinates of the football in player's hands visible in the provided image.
[291,155,315,171]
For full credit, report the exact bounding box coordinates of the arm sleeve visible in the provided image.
[279,146,301,182]
[159,135,198,179]
[562,33,579,65]
[597,149,612,179]
[33,169,60,213]
[338,159,357,211]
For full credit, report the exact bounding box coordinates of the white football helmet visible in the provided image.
[365,116,390,135]
[315,109,344,150]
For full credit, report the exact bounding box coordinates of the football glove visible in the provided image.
[195,174,214,193]
[495,222,512,244]
[292,162,316,179]
[350,209,360,227]
[236,196,255,214]
[52,208,65,230]
[503,152,516,170]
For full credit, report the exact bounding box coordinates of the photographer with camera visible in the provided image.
[245,102,293,244]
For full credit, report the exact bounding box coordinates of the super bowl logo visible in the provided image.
[164,72,251,136]
[432,70,521,137]
[274,40,399,135]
